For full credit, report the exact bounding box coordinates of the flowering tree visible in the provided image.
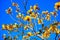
[2,0,60,40]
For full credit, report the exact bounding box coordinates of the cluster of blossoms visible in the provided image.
[2,0,60,40]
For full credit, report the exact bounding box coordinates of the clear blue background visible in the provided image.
[0,0,60,40]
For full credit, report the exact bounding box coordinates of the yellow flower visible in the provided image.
[8,24,14,31]
[13,23,18,28]
[12,2,18,6]
[50,12,57,17]
[45,14,50,21]
[54,2,60,10]
[30,12,35,17]
[2,24,9,30]
[27,32,33,36]
[33,5,39,10]
[6,7,12,14]
[27,6,33,14]
[42,11,48,15]
[45,27,49,31]
[42,27,50,38]
[38,19,42,24]
[27,10,32,14]
[2,24,5,30]
[17,13,24,19]
[30,12,38,19]
[42,31,50,38]
[49,25,57,32]
[56,29,60,34]
[24,16,31,22]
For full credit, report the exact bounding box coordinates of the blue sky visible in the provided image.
[0,0,60,40]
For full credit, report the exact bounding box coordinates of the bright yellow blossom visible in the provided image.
[38,19,42,24]
[54,2,60,10]
[27,32,33,36]
[42,31,50,38]
[24,16,31,22]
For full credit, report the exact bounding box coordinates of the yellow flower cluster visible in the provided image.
[27,5,39,19]
[42,11,50,21]
[30,12,38,19]
[2,23,18,31]
[49,25,57,32]
[54,2,60,10]
[42,27,50,38]
[23,32,33,39]
[42,24,60,38]
[42,31,50,38]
